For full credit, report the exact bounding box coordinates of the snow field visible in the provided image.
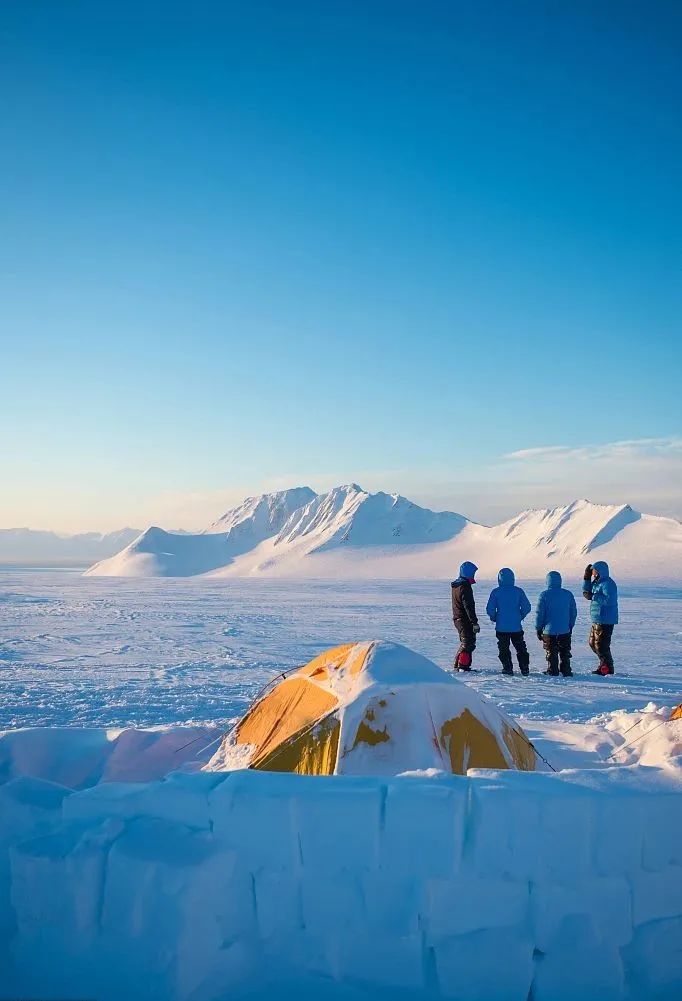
[1,766,681,1000]
[2,573,681,729]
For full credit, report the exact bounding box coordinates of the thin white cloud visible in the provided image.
[505,436,682,463]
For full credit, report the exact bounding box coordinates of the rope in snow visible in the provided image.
[604,716,674,761]
[521,735,557,773]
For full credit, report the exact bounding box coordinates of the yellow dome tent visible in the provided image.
[206,641,538,776]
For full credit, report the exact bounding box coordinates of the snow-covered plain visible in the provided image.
[1,569,680,732]
[1,569,681,1000]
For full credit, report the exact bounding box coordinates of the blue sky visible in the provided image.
[2,1,680,530]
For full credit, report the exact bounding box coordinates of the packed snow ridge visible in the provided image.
[85,486,682,579]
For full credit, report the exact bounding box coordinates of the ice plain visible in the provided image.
[1,569,680,732]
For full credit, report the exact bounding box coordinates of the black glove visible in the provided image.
[583,564,593,581]
[537,629,543,641]
[472,623,481,634]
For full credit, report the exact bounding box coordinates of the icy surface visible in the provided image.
[0,571,680,729]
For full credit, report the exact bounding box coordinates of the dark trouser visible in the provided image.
[496,631,529,674]
[454,621,476,669]
[542,633,572,676]
[589,624,615,672]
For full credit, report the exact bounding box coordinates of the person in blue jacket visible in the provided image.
[535,571,578,677]
[486,568,532,675]
[583,561,619,675]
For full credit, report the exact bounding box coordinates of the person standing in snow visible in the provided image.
[451,561,480,672]
[535,571,578,677]
[485,568,532,675]
[583,561,619,675]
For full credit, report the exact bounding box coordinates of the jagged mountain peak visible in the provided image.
[204,486,316,535]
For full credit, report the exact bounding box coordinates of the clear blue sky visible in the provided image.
[2,1,680,530]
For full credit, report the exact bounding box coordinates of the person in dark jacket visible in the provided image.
[535,571,578,677]
[486,568,531,675]
[583,560,619,675]
[451,561,479,671]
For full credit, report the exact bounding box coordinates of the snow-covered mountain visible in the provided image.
[0,527,141,565]
[84,489,682,579]
[275,484,468,551]
[205,487,316,536]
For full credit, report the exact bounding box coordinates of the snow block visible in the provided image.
[530,915,625,1001]
[381,777,467,878]
[7,817,125,1000]
[467,774,542,879]
[99,816,246,1000]
[0,775,71,843]
[534,782,597,882]
[622,916,682,1000]
[62,780,146,823]
[209,771,300,872]
[592,794,647,876]
[299,867,365,933]
[641,794,682,870]
[0,776,72,976]
[335,931,425,992]
[294,776,382,872]
[362,869,423,936]
[425,875,530,940]
[10,818,122,937]
[434,927,534,1000]
[254,867,302,942]
[531,876,632,951]
[632,867,682,926]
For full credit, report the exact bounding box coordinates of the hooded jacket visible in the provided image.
[485,568,531,633]
[583,560,619,625]
[451,561,479,630]
[535,571,578,636]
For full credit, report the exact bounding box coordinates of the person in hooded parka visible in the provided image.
[535,571,578,677]
[582,560,619,675]
[451,561,480,672]
[486,568,532,675]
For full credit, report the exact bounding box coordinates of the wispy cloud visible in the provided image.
[505,437,682,463]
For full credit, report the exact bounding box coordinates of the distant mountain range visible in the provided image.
[84,485,682,579]
[0,527,142,565]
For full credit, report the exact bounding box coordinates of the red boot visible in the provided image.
[592,663,612,676]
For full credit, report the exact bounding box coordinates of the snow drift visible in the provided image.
[85,486,682,579]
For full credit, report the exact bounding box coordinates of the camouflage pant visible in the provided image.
[589,624,615,672]
[542,633,572,676]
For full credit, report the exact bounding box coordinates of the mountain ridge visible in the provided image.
[84,486,681,579]
[0,527,141,564]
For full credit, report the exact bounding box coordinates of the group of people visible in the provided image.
[450,560,619,677]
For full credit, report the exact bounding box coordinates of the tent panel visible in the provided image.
[255,715,341,775]
[439,709,509,774]
[297,641,372,684]
[237,678,338,765]
[297,643,359,683]
[502,723,536,770]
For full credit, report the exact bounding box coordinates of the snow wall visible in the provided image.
[1,767,681,1001]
